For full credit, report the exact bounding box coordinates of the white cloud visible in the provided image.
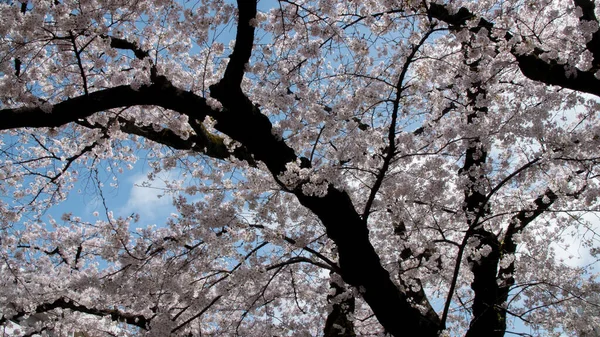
[551,212,600,270]
[119,171,179,223]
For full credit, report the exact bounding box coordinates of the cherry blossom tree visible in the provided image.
[1,0,600,336]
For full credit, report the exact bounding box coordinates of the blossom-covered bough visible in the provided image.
[1,0,600,336]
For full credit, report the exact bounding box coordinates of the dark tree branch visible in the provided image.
[486,158,541,202]
[296,187,440,336]
[362,26,438,221]
[69,31,89,95]
[117,117,254,164]
[514,53,600,96]
[243,224,342,273]
[323,274,356,337]
[426,3,475,29]
[0,298,150,330]
[463,190,557,337]
[0,80,258,165]
[16,245,69,266]
[280,235,341,273]
[104,35,151,61]
[209,0,297,176]
[445,31,492,333]
[0,83,213,131]
[464,228,502,337]
[13,1,27,77]
[266,256,334,271]
[426,3,600,97]
[220,0,257,91]
[573,0,600,68]
[102,34,160,80]
[170,295,222,334]
[497,190,558,295]
[393,221,442,328]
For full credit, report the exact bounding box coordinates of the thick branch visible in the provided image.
[573,0,600,67]
[426,3,475,28]
[103,35,160,79]
[296,188,440,336]
[464,190,557,337]
[105,35,150,61]
[209,1,297,177]
[0,298,149,330]
[266,256,333,271]
[0,82,214,131]
[16,245,69,266]
[464,229,502,337]
[426,3,600,97]
[220,0,257,90]
[515,52,600,96]
[116,117,254,164]
[0,80,259,166]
